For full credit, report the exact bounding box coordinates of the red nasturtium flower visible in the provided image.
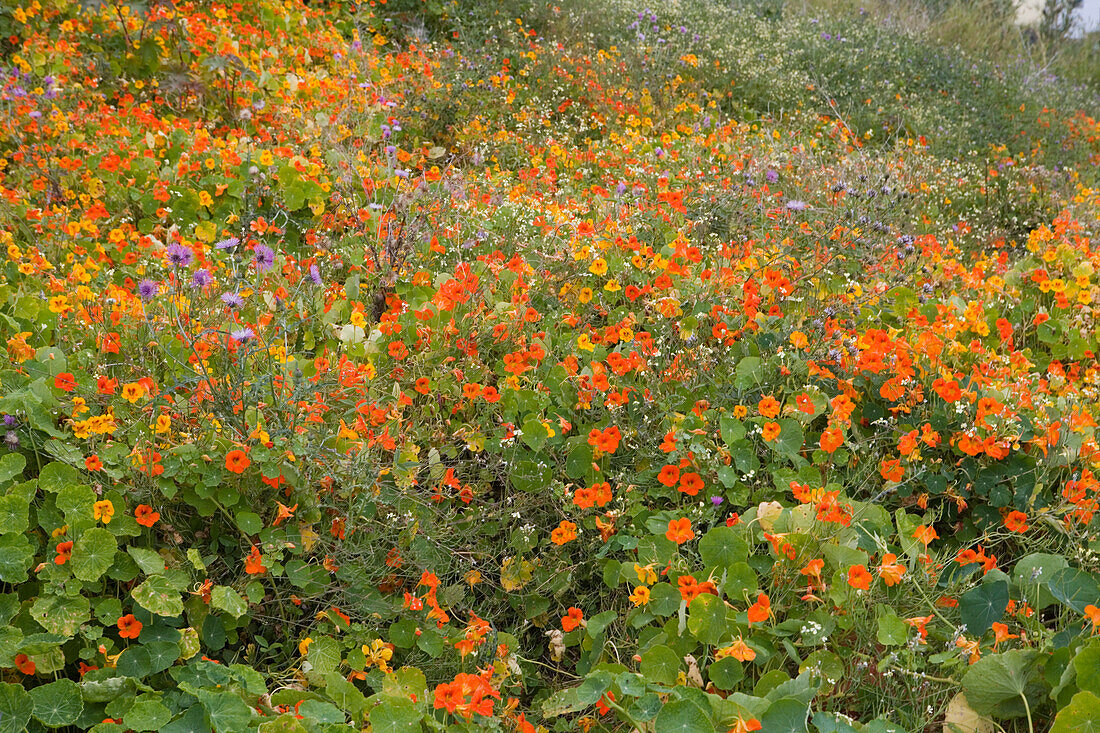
[747,593,770,624]
[657,464,680,487]
[54,540,73,565]
[561,607,585,632]
[665,518,694,544]
[550,521,577,545]
[53,372,76,392]
[14,654,35,675]
[225,449,251,473]
[244,546,266,575]
[117,614,142,639]
[134,504,160,527]
[85,455,103,471]
[847,564,873,591]
[1004,510,1029,533]
[678,472,704,496]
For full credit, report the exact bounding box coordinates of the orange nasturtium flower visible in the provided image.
[761,421,781,442]
[1084,604,1100,634]
[715,635,756,662]
[665,518,694,544]
[14,654,35,675]
[117,614,143,639]
[913,525,938,547]
[561,607,585,632]
[747,592,770,624]
[121,382,146,403]
[629,586,651,607]
[991,622,1018,649]
[225,449,251,474]
[93,499,115,524]
[550,520,578,545]
[878,554,906,587]
[244,546,267,575]
[273,502,298,526]
[819,427,844,453]
[1004,510,1029,533]
[134,504,160,527]
[847,564,873,591]
[85,455,103,472]
[757,395,781,418]
[657,464,680,487]
[54,541,73,565]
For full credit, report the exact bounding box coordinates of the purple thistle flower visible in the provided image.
[166,242,193,268]
[215,237,239,250]
[138,279,159,300]
[192,269,213,288]
[786,200,808,211]
[230,327,255,342]
[309,264,322,285]
[710,496,724,506]
[254,244,275,272]
[221,292,244,308]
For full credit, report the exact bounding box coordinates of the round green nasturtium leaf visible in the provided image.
[0,682,35,733]
[688,594,731,646]
[698,526,748,568]
[961,649,1041,716]
[640,645,680,686]
[123,696,172,731]
[29,678,82,727]
[1050,691,1100,733]
[1012,553,1067,609]
[55,483,95,520]
[958,580,1009,637]
[0,534,35,583]
[1072,641,1100,696]
[654,699,714,733]
[211,586,248,618]
[31,594,89,636]
[257,713,310,733]
[707,657,744,690]
[72,528,118,582]
[194,689,253,733]
[367,696,421,733]
[306,635,340,675]
[1047,567,1100,614]
[799,650,844,686]
[132,575,184,617]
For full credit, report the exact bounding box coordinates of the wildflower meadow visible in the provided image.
[0,0,1098,731]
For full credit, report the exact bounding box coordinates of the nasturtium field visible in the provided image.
[0,0,1099,731]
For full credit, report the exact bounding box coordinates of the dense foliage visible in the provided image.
[0,0,1098,731]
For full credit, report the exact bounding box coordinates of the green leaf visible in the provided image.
[565,442,593,479]
[1047,567,1100,613]
[0,533,34,583]
[72,528,118,581]
[236,511,262,536]
[876,613,909,646]
[1072,641,1100,696]
[698,526,748,568]
[56,483,95,520]
[123,697,172,731]
[720,417,746,446]
[211,586,248,618]
[511,460,550,493]
[688,594,731,646]
[0,454,26,486]
[0,494,29,535]
[1051,691,1100,733]
[640,645,680,686]
[37,462,80,493]
[29,679,83,727]
[258,714,309,733]
[708,657,744,690]
[297,700,344,724]
[576,672,612,705]
[132,575,184,617]
[760,697,810,733]
[1012,553,1067,609]
[0,682,35,733]
[306,635,340,675]
[127,547,166,575]
[958,580,1009,637]
[31,594,89,636]
[771,419,804,456]
[145,641,181,674]
[195,689,253,733]
[961,650,1040,716]
[654,699,714,733]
